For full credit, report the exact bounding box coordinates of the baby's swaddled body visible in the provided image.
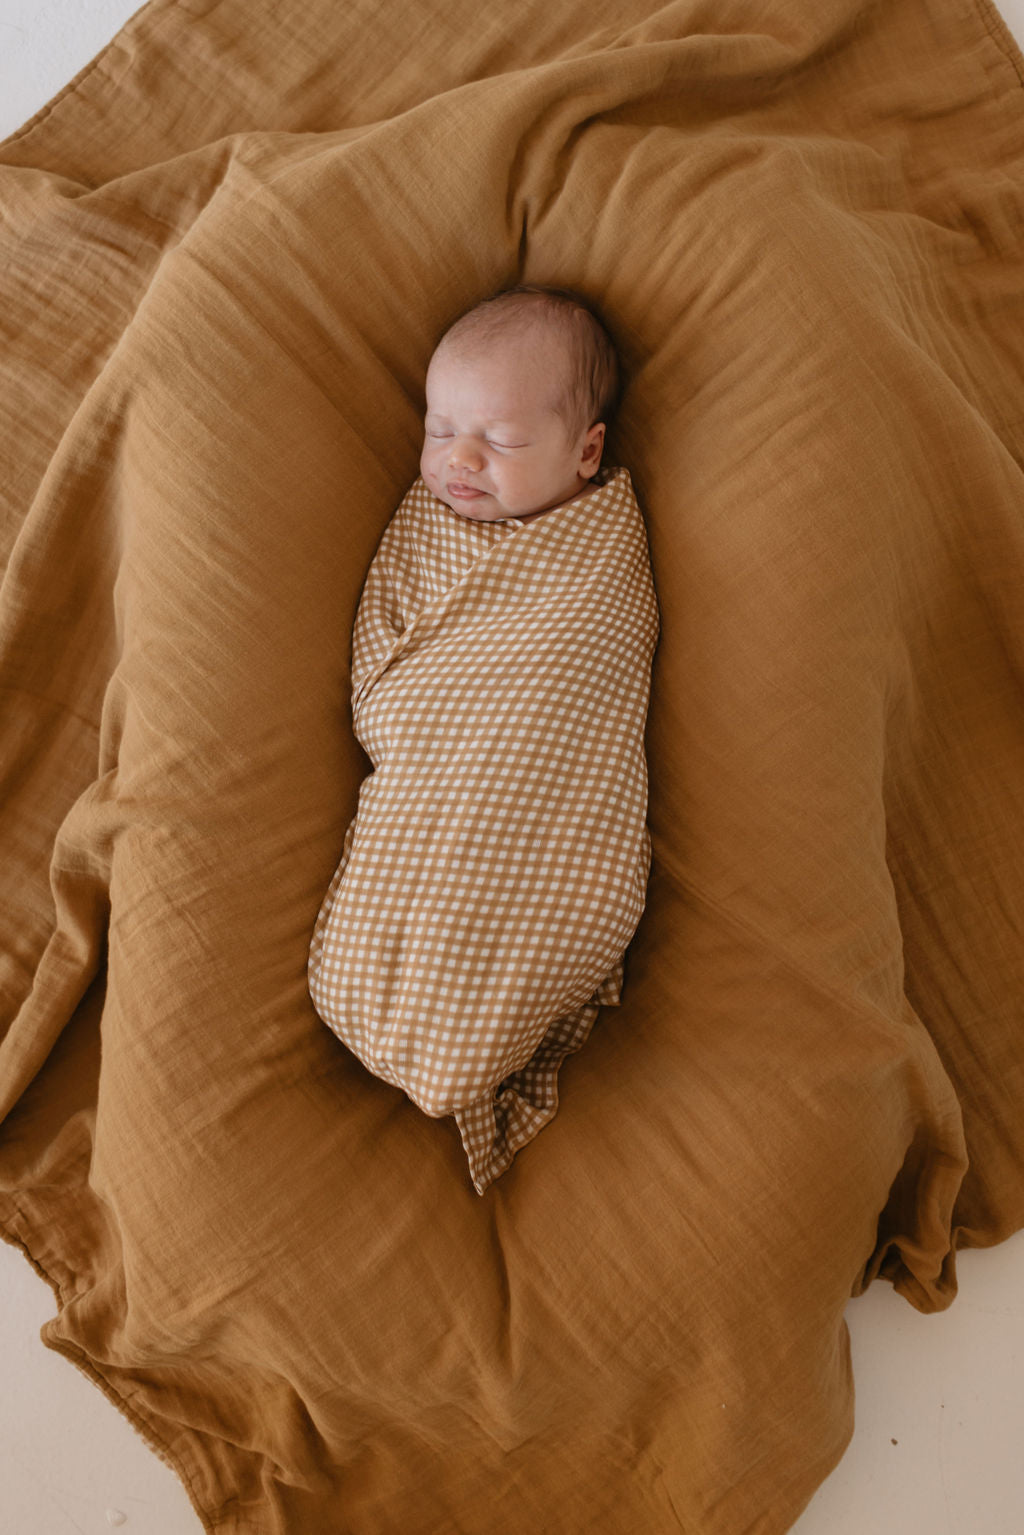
[308,467,658,1192]
[307,284,659,1192]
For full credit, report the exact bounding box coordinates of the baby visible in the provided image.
[308,283,658,1195]
[419,283,619,523]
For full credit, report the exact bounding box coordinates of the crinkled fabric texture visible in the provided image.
[1,0,1023,1532]
[307,468,658,1194]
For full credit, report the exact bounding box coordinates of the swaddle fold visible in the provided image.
[308,465,659,1191]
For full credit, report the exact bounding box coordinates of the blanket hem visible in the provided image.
[0,1219,217,1535]
[972,0,1024,86]
[0,0,160,155]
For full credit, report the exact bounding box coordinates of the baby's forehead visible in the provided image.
[426,329,570,406]
[435,317,570,370]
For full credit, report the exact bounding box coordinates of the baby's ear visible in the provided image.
[581,421,605,474]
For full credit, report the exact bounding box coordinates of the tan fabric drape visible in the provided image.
[1,1,1023,1530]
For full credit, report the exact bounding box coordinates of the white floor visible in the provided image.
[3,2,1024,1531]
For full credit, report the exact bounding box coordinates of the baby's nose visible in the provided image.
[448,437,484,470]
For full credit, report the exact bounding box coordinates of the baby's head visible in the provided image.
[420,285,619,522]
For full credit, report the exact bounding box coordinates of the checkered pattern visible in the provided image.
[308,466,659,1193]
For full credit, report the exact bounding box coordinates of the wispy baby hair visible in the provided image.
[436,283,621,442]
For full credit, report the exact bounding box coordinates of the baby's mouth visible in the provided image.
[447,482,486,499]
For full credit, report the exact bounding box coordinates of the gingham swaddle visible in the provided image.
[308,465,659,1193]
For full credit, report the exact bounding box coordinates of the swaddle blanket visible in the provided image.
[308,466,659,1192]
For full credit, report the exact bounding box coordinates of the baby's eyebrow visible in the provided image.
[425,413,525,428]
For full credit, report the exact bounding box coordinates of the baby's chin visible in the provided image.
[448,499,518,522]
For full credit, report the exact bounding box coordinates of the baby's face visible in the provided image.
[420,332,604,522]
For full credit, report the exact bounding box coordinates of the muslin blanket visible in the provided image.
[308,467,658,1192]
[2,0,1024,1532]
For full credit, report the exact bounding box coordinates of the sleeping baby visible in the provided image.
[418,283,610,524]
[308,284,660,1194]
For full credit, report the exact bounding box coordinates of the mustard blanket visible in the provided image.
[2,0,1024,1532]
[308,468,658,1192]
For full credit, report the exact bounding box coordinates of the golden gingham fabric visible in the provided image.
[308,466,660,1192]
